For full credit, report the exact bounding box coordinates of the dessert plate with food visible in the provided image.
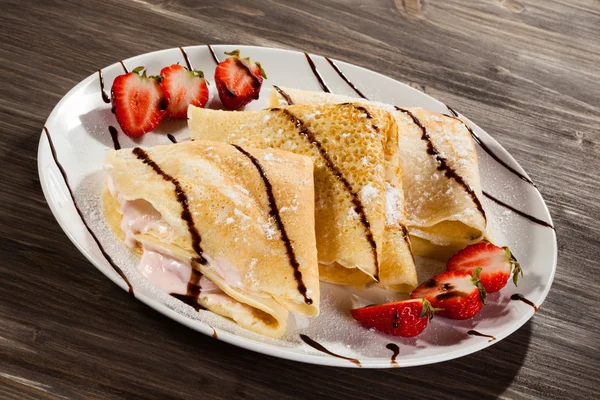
[38,45,556,368]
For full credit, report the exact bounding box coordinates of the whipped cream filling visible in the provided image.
[108,177,173,248]
[108,177,246,305]
[137,245,221,296]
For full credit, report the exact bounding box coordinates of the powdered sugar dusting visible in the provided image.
[360,183,379,205]
[385,183,403,226]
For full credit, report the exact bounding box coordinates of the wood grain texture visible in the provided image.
[1,0,599,398]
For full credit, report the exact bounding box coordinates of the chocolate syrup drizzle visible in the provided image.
[119,60,129,73]
[321,56,541,196]
[386,343,400,365]
[342,103,380,136]
[98,70,110,103]
[326,57,367,99]
[273,85,294,105]
[299,334,361,366]
[304,53,331,93]
[167,134,177,144]
[131,147,207,265]
[467,330,496,342]
[231,144,312,305]
[169,268,204,311]
[207,44,220,64]
[315,59,557,229]
[43,127,134,294]
[445,105,536,187]
[212,327,218,339]
[483,191,554,229]
[108,126,121,150]
[511,293,539,311]
[179,46,193,70]
[395,107,487,222]
[276,108,380,281]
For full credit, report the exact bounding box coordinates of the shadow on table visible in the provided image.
[126,301,533,400]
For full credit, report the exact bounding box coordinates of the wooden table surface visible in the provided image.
[2,0,599,398]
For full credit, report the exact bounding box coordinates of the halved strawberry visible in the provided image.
[350,298,438,337]
[214,50,267,110]
[160,64,209,119]
[111,66,168,137]
[447,242,522,293]
[411,270,486,320]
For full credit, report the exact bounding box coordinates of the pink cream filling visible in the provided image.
[108,177,238,300]
[137,248,221,296]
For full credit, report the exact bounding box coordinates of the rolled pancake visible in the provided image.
[188,103,418,292]
[103,141,319,338]
[269,87,489,260]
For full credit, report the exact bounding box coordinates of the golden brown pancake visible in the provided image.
[188,103,417,292]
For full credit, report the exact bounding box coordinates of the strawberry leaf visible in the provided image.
[504,247,523,287]
[191,69,205,79]
[132,66,145,75]
[472,267,487,304]
[255,61,268,79]
[225,49,241,58]
[420,298,442,322]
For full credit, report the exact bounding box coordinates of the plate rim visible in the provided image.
[37,44,558,368]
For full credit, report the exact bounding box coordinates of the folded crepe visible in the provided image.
[269,87,489,260]
[103,141,319,338]
[188,103,418,292]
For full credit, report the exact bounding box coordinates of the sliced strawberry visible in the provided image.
[160,64,209,119]
[411,270,486,320]
[111,66,168,137]
[214,49,267,110]
[350,298,438,337]
[447,242,522,293]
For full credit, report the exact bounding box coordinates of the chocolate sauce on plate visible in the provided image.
[510,293,539,311]
[396,107,487,222]
[483,191,554,229]
[467,330,496,342]
[445,105,536,187]
[232,144,312,304]
[273,85,294,105]
[386,343,400,365]
[212,327,218,339]
[43,127,134,294]
[131,147,207,265]
[179,47,193,70]
[207,44,220,64]
[276,108,380,281]
[98,70,110,103]
[119,60,129,73]
[304,52,331,93]
[167,134,177,144]
[325,57,367,99]
[108,126,121,150]
[299,334,361,366]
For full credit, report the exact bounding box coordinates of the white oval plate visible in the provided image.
[38,45,557,368]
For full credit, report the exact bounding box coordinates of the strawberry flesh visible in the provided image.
[411,271,485,320]
[350,299,435,337]
[111,67,167,138]
[447,242,522,293]
[214,50,266,110]
[160,64,209,119]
